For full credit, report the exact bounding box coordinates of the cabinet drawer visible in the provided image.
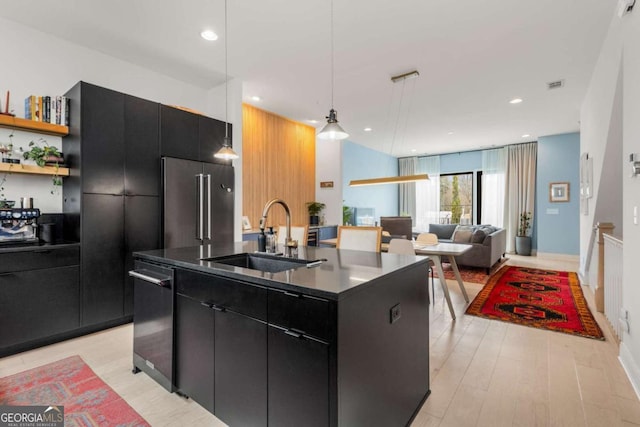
[268,289,330,341]
[0,246,80,273]
[176,269,267,321]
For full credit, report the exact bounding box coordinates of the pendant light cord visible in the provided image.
[224,0,229,139]
[330,0,334,109]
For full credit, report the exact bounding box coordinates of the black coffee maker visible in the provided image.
[0,208,41,246]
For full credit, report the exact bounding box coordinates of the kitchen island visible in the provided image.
[132,241,430,427]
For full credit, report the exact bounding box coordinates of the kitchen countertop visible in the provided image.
[0,241,80,254]
[134,241,429,300]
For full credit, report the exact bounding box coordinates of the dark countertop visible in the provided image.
[134,241,429,300]
[0,241,80,254]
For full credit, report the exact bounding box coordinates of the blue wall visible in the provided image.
[440,150,482,174]
[342,141,398,223]
[536,132,580,255]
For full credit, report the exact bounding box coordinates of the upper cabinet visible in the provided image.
[125,96,160,196]
[160,104,233,165]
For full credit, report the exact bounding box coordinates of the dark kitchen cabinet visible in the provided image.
[175,294,215,414]
[82,193,124,325]
[215,310,267,427]
[64,81,162,330]
[125,96,160,196]
[268,327,329,427]
[160,104,233,164]
[160,105,199,161]
[0,245,80,355]
[79,83,125,195]
[174,270,268,425]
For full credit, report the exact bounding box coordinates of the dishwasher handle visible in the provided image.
[129,270,172,288]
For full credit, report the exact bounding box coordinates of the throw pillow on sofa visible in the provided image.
[470,228,487,243]
[452,225,474,243]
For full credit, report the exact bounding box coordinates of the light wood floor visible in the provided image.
[1,255,638,426]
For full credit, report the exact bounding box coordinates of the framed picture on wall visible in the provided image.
[549,182,570,202]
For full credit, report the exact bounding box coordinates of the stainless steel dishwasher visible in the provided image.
[129,260,175,392]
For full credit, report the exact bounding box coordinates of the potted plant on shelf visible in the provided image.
[21,138,64,194]
[515,211,532,256]
[306,201,326,225]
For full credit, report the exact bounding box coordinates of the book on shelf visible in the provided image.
[22,94,69,126]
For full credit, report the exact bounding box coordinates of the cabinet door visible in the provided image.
[203,163,234,246]
[125,95,160,196]
[160,105,199,161]
[215,311,267,427]
[81,83,125,194]
[175,295,215,414]
[82,193,124,325]
[199,116,232,165]
[0,266,80,348]
[124,195,160,316]
[268,327,329,427]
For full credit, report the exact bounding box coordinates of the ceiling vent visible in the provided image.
[547,80,565,90]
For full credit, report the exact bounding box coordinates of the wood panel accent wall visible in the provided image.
[242,104,316,229]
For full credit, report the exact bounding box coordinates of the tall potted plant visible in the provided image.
[515,211,532,255]
[306,201,326,225]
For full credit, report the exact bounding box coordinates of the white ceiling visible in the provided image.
[0,0,616,157]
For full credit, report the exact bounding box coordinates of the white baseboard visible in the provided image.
[535,252,580,262]
[619,342,640,401]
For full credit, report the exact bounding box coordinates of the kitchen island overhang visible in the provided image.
[132,241,430,426]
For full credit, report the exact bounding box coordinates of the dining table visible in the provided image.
[319,238,472,319]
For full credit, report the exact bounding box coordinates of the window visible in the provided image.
[439,172,473,224]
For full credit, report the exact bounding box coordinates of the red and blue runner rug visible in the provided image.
[0,355,150,426]
[466,266,604,340]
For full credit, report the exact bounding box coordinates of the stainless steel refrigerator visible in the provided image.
[162,157,234,248]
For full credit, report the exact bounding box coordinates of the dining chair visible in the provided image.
[277,225,309,246]
[387,238,416,255]
[415,233,438,302]
[416,232,438,245]
[336,226,382,252]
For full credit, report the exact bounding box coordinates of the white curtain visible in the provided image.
[415,156,440,231]
[481,148,507,228]
[399,157,417,222]
[505,142,537,253]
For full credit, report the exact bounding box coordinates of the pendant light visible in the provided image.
[349,70,428,186]
[317,0,349,140]
[214,0,239,160]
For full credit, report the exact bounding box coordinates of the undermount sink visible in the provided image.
[202,253,319,273]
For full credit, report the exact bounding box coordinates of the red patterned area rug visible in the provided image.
[433,257,509,284]
[465,266,604,340]
[0,355,150,426]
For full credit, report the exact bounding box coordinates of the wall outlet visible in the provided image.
[390,304,401,324]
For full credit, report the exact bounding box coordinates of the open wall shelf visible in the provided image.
[0,115,69,137]
[0,163,70,177]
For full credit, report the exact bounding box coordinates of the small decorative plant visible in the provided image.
[21,138,64,193]
[517,212,532,237]
[343,203,353,225]
[306,201,326,216]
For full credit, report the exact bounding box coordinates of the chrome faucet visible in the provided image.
[259,198,298,257]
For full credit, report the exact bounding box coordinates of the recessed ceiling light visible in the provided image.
[308,119,319,124]
[411,149,417,153]
[510,98,523,104]
[201,30,218,41]
[251,96,261,101]
[447,131,454,135]
[522,134,530,138]
[364,127,372,132]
